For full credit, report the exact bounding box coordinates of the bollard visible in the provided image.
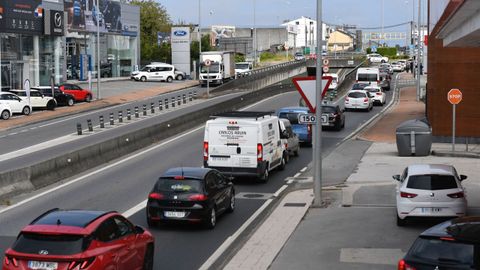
[189,92,193,101]
[109,113,114,125]
[143,104,147,116]
[87,119,93,132]
[159,100,163,111]
[118,111,123,123]
[177,95,181,106]
[99,115,105,128]
[151,102,155,113]
[165,98,169,109]
[193,91,197,99]
[183,94,186,104]
[127,108,131,120]
[171,97,175,108]
[135,106,139,118]
[76,123,82,135]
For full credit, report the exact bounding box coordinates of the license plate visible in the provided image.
[212,157,228,161]
[164,211,186,218]
[421,207,442,213]
[321,115,328,124]
[28,261,58,270]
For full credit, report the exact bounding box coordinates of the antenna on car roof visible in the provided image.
[57,219,61,226]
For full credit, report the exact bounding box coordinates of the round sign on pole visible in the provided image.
[322,66,329,73]
[322,59,329,66]
[447,88,462,105]
[204,59,212,67]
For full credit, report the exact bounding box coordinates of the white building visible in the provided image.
[281,17,328,50]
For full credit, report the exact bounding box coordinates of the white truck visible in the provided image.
[203,111,288,182]
[200,51,235,86]
[235,62,253,77]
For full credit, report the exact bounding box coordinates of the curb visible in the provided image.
[432,150,480,159]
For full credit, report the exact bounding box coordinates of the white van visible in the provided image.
[325,73,339,90]
[203,111,288,182]
[132,63,175,82]
[356,67,380,87]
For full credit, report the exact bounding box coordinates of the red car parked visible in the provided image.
[59,84,93,102]
[3,209,154,270]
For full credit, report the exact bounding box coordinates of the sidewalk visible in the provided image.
[224,73,480,269]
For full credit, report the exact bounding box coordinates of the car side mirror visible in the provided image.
[460,175,468,181]
[281,130,289,139]
[392,175,401,181]
[134,225,145,234]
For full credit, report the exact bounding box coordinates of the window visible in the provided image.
[206,174,217,191]
[408,237,475,266]
[279,112,300,125]
[96,218,119,242]
[347,92,367,98]
[12,233,90,255]
[358,74,378,82]
[114,217,133,238]
[407,175,458,190]
[31,92,42,97]
[321,106,336,113]
[155,179,203,193]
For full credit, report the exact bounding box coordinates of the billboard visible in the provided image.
[210,25,235,47]
[171,27,191,77]
[44,9,65,36]
[0,0,44,34]
[66,0,123,33]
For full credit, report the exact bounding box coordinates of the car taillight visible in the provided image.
[149,193,164,200]
[398,259,415,270]
[307,124,312,138]
[345,97,349,102]
[203,141,209,161]
[363,98,369,102]
[447,191,464,198]
[400,192,417,198]
[68,258,95,270]
[376,93,382,95]
[284,143,288,149]
[4,256,18,267]
[257,143,263,162]
[188,194,208,201]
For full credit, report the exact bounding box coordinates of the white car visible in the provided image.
[0,103,12,120]
[364,85,386,106]
[344,90,373,111]
[9,90,57,110]
[379,63,393,74]
[394,164,468,226]
[132,63,175,82]
[294,52,305,61]
[367,53,389,63]
[397,60,407,69]
[391,62,404,72]
[0,92,32,115]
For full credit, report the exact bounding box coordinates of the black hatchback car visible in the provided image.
[146,167,235,229]
[34,87,75,107]
[399,216,480,269]
[321,104,345,131]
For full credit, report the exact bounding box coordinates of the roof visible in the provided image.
[407,164,455,176]
[161,167,213,180]
[212,111,275,119]
[277,107,310,113]
[421,216,480,243]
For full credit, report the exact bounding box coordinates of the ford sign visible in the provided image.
[174,30,187,37]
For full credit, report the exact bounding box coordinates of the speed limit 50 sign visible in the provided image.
[298,114,316,124]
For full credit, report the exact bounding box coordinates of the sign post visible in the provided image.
[24,79,31,107]
[205,59,211,98]
[447,88,462,152]
[314,0,323,207]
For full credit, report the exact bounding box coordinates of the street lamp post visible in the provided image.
[198,0,202,55]
[313,0,323,207]
[253,0,257,66]
[416,0,421,101]
[96,0,101,99]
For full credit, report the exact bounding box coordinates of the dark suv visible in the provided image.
[399,216,480,269]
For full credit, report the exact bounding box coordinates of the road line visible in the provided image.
[0,125,205,216]
[300,167,307,173]
[199,198,274,270]
[273,185,288,198]
[286,179,294,184]
[123,199,148,218]
[294,172,301,178]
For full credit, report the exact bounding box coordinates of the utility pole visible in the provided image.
[199,0,202,55]
[96,0,101,99]
[313,0,323,207]
[416,0,421,101]
[253,0,257,66]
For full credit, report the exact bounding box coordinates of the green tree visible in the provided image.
[191,35,214,62]
[130,0,172,63]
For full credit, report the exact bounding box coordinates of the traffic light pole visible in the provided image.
[313,0,323,207]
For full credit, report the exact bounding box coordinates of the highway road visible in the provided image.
[0,74,397,269]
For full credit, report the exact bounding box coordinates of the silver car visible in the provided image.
[279,118,300,161]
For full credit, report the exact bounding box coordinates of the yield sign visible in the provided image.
[292,76,333,113]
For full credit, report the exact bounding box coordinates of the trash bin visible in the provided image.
[396,119,432,156]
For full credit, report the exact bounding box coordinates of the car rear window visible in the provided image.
[155,179,203,193]
[357,74,378,82]
[12,233,90,255]
[407,175,458,190]
[348,92,366,98]
[279,112,300,125]
[352,83,368,90]
[321,106,336,113]
[366,88,380,93]
[408,237,474,266]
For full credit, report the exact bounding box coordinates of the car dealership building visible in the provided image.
[0,0,139,91]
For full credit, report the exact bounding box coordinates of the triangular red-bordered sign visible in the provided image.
[292,76,333,113]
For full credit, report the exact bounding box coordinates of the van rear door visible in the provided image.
[207,121,258,168]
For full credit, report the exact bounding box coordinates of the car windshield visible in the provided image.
[409,237,475,266]
[12,233,90,255]
[201,64,220,73]
[140,66,150,72]
[278,112,301,125]
[407,175,458,190]
[348,92,366,98]
[236,63,249,69]
[155,179,203,193]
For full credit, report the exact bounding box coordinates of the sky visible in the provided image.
[159,0,426,30]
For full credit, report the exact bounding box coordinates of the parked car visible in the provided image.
[397,59,407,69]
[278,107,312,146]
[279,118,300,159]
[0,103,12,120]
[399,216,480,269]
[9,90,57,110]
[294,52,305,61]
[59,83,93,102]
[33,87,75,107]
[174,68,186,80]
[132,63,175,82]
[344,90,373,112]
[0,92,32,115]
[146,167,235,229]
[321,104,345,131]
[2,209,155,270]
[364,85,386,106]
[367,53,389,63]
[394,164,468,226]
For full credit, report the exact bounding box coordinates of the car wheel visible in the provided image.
[279,154,286,171]
[141,76,147,82]
[226,191,235,213]
[1,110,10,120]
[176,74,184,80]
[259,167,269,183]
[67,98,74,106]
[381,60,386,63]
[142,244,154,270]
[396,213,407,227]
[294,146,300,157]
[22,106,31,115]
[167,77,173,83]
[204,207,216,229]
[47,100,56,110]
[85,94,92,103]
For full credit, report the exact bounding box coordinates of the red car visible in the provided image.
[3,209,154,270]
[59,83,93,102]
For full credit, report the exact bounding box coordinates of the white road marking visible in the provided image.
[300,167,307,173]
[273,185,288,197]
[286,179,294,184]
[294,172,301,178]
[123,199,148,218]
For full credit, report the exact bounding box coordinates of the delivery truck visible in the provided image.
[199,51,235,86]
